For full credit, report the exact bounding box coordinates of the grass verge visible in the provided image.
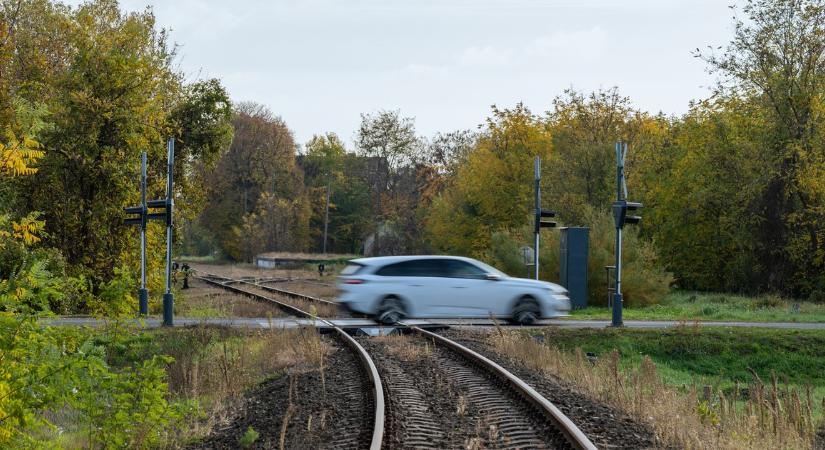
[490,326,825,449]
[571,290,825,323]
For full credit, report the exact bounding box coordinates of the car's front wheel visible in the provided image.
[512,296,540,325]
[376,296,406,325]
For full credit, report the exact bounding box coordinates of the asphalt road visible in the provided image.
[44,316,825,330]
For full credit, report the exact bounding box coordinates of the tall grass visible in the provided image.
[488,330,820,449]
[152,326,328,444]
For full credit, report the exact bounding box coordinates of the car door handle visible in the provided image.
[409,284,423,287]
[451,286,468,289]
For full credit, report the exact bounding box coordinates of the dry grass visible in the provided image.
[239,283,342,318]
[487,330,819,449]
[376,333,432,361]
[161,326,330,443]
[275,280,338,300]
[178,278,284,317]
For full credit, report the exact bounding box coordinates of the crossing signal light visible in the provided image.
[123,206,144,227]
[124,199,170,227]
[625,201,642,225]
[535,208,557,233]
[612,200,643,229]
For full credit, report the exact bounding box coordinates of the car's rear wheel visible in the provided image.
[512,296,540,325]
[376,296,406,325]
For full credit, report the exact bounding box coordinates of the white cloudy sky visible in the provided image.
[73,0,735,145]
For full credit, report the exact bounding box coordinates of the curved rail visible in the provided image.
[191,272,384,450]
[194,271,593,450]
[410,325,597,450]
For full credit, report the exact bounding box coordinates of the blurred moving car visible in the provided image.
[336,255,570,325]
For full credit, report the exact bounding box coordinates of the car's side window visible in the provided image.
[376,260,441,277]
[441,260,487,279]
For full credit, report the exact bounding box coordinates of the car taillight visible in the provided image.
[345,279,366,285]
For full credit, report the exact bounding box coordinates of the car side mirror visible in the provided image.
[485,273,502,281]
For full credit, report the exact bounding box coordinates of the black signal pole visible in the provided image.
[124,140,176,324]
[611,141,643,327]
[534,156,541,280]
[139,152,148,315]
[612,142,625,327]
[162,138,175,327]
[533,156,557,280]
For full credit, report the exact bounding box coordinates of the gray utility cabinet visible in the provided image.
[559,227,589,309]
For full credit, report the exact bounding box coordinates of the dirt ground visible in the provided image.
[190,336,373,450]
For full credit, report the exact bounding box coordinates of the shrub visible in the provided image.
[808,290,825,304]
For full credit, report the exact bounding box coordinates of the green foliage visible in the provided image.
[239,426,259,448]
[86,266,136,318]
[302,133,373,253]
[0,315,187,448]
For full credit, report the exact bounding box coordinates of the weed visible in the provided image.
[239,426,259,448]
[377,334,432,361]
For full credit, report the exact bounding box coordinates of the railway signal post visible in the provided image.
[123,139,176,325]
[124,152,149,315]
[611,141,643,327]
[533,156,557,280]
[162,138,175,326]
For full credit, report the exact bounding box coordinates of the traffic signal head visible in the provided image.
[124,206,144,227]
[612,201,643,229]
[625,201,643,225]
[535,208,557,232]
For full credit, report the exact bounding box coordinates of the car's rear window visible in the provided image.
[340,263,364,275]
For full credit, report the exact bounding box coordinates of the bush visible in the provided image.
[0,317,190,448]
[484,207,672,307]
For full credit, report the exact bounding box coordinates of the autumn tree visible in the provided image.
[544,88,667,224]
[687,0,825,296]
[300,133,371,253]
[200,102,309,260]
[0,0,232,297]
[355,110,426,254]
[426,103,552,255]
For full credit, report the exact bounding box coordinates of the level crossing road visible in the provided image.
[43,316,825,330]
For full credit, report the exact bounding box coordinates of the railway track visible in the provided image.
[194,272,597,450]
[194,271,384,450]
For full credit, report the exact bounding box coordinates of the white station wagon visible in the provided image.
[335,255,571,324]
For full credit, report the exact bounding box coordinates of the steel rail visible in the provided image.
[195,270,591,449]
[410,326,598,450]
[191,272,384,450]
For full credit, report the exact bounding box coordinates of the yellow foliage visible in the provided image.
[0,127,44,177]
[11,216,44,246]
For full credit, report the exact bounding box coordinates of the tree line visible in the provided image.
[1,0,824,317]
[190,0,825,303]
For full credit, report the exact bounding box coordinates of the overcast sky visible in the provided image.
[79,0,736,146]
